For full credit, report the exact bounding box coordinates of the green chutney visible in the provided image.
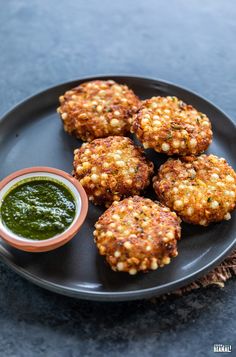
[0,179,76,240]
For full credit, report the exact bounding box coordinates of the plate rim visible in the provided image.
[0,238,235,301]
[0,74,235,301]
[1,74,235,131]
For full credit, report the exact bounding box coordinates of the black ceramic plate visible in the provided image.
[0,75,235,301]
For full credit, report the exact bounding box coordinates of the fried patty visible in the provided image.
[73,136,154,207]
[93,196,181,274]
[131,96,213,156]
[57,80,140,142]
[153,154,236,225]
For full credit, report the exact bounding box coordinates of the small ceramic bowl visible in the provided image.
[0,167,88,252]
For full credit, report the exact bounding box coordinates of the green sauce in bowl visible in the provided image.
[0,179,76,240]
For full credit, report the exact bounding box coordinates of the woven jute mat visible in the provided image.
[169,249,236,296]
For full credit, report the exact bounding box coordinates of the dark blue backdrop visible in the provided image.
[0,1,235,356]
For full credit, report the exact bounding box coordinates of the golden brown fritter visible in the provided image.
[131,96,213,156]
[153,154,236,225]
[73,136,154,207]
[57,80,140,142]
[93,196,181,274]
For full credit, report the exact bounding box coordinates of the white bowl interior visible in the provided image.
[0,172,82,242]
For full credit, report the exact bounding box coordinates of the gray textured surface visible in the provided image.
[0,0,235,356]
